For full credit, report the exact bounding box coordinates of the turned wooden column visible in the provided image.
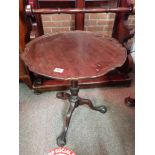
[75,0,85,30]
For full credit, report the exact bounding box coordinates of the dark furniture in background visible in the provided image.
[19,0,134,92]
[19,0,32,87]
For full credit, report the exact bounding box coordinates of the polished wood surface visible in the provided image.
[19,0,32,88]
[112,0,134,43]
[30,7,133,14]
[38,0,117,9]
[22,31,127,80]
[21,0,133,90]
[75,0,85,30]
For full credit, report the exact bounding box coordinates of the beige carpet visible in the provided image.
[19,81,134,155]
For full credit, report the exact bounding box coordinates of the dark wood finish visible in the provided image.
[21,0,134,91]
[29,7,133,14]
[32,72,131,92]
[21,2,134,145]
[39,1,75,8]
[19,57,32,88]
[38,0,109,1]
[125,97,135,107]
[38,0,117,8]
[19,0,26,53]
[27,0,44,37]
[85,0,117,8]
[19,0,32,88]
[112,0,134,44]
[21,31,127,80]
[56,80,107,146]
[111,0,134,78]
[75,0,85,30]
[19,0,30,52]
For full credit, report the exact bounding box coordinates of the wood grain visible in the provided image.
[22,31,127,80]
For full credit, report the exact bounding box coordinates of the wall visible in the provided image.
[42,13,135,37]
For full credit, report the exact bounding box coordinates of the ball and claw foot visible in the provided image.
[79,98,107,114]
[57,131,66,147]
[125,97,135,107]
[94,105,107,114]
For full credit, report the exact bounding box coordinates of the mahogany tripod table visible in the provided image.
[21,31,127,146]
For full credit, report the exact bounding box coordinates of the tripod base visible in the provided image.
[56,80,107,147]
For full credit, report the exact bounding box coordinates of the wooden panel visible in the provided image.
[29,0,44,35]
[38,0,117,8]
[112,0,134,43]
[19,56,32,88]
[39,1,75,8]
[19,0,32,88]
[19,57,27,77]
[75,0,85,30]
[19,0,27,53]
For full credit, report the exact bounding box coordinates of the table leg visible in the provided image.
[79,98,107,114]
[57,80,79,147]
[57,100,77,147]
[56,80,107,146]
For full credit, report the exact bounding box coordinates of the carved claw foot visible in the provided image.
[125,97,135,107]
[79,98,107,114]
[56,92,70,100]
[57,131,66,147]
[94,105,107,114]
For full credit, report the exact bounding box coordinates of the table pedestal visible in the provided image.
[56,80,107,146]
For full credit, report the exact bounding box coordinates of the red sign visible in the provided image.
[48,147,76,155]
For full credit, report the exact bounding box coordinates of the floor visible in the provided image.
[19,79,135,155]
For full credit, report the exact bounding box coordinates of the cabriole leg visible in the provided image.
[79,98,107,114]
[57,80,79,146]
[56,100,76,146]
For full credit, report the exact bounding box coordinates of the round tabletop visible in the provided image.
[21,31,127,80]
